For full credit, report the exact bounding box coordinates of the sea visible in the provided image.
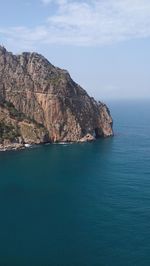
[0,100,150,266]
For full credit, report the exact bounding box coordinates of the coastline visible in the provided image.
[0,143,26,152]
[0,132,115,152]
[0,136,96,152]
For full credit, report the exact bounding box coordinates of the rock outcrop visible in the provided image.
[0,46,113,150]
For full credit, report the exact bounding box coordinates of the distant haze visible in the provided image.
[0,0,150,100]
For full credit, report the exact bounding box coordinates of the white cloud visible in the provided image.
[1,0,150,49]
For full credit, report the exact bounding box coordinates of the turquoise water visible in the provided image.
[0,100,150,265]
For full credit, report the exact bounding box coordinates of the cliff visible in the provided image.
[0,46,113,150]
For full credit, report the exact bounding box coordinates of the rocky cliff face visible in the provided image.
[0,46,113,149]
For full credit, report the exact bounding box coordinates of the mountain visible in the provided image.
[0,46,113,150]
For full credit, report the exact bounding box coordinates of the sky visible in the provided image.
[0,0,150,100]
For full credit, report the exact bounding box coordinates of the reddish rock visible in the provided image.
[0,45,113,148]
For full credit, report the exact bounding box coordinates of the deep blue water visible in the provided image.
[0,100,150,265]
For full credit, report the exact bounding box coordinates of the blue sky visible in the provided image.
[0,0,150,100]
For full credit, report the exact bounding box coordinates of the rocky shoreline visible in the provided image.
[0,139,33,151]
[0,132,103,152]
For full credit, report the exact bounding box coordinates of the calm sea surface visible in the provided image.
[0,100,150,265]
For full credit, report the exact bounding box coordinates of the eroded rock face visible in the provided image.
[0,45,113,146]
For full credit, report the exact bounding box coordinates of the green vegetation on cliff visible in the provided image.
[0,122,19,142]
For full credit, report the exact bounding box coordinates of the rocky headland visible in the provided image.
[0,46,113,151]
